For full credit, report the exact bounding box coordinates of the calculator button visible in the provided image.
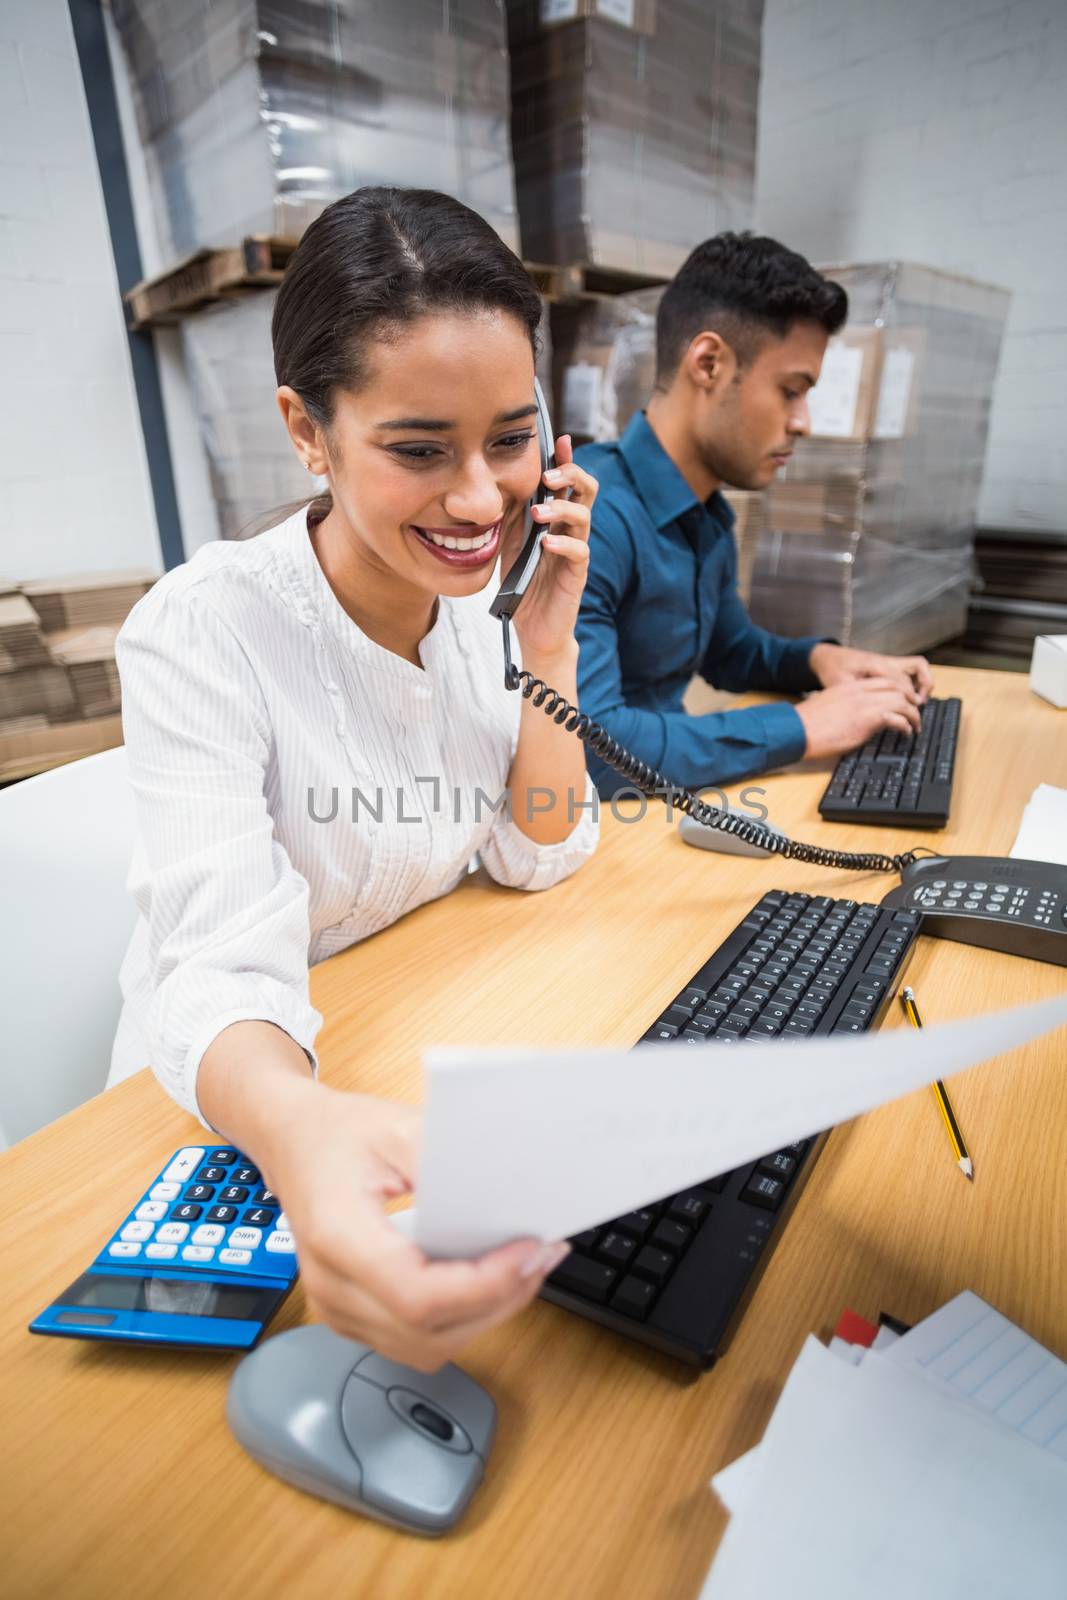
[243,1207,276,1229]
[121,1221,153,1242]
[232,1166,260,1186]
[265,1231,295,1254]
[183,1184,215,1203]
[196,1166,228,1184]
[276,1213,289,1231]
[162,1148,205,1183]
[135,1201,168,1222]
[208,1149,238,1165]
[253,1187,278,1205]
[192,1224,225,1246]
[156,1222,189,1244]
[219,1248,252,1266]
[181,1245,215,1263]
[108,1241,142,1257]
[228,1227,262,1250]
[207,1205,238,1224]
[150,1182,180,1202]
[219,1186,249,1205]
[145,1242,178,1259]
[171,1203,202,1223]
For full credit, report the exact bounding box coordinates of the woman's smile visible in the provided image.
[408,516,504,569]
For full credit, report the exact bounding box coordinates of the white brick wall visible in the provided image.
[0,0,161,580]
[756,0,1067,532]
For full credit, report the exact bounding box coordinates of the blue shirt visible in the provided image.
[574,412,823,798]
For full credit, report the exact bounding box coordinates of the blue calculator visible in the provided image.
[29,1144,299,1350]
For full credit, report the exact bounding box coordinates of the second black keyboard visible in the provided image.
[541,889,921,1367]
[818,695,961,828]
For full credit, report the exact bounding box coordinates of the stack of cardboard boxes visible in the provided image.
[0,573,156,782]
[506,0,763,275]
[111,0,519,262]
[750,262,1010,653]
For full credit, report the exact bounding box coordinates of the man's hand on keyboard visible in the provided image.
[796,676,923,759]
[808,642,934,702]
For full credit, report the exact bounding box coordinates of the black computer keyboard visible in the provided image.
[818,696,961,828]
[541,889,921,1366]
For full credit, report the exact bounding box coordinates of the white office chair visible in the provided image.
[0,746,137,1149]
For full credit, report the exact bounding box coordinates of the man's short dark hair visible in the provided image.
[655,231,848,383]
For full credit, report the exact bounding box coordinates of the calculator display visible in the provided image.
[57,1272,283,1323]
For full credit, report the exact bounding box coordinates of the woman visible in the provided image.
[110,187,599,1369]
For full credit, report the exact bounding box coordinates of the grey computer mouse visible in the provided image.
[678,809,787,858]
[227,1324,496,1535]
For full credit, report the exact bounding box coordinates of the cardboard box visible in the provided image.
[20,571,156,632]
[1029,634,1067,709]
[806,327,883,442]
[0,714,123,784]
[0,594,51,672]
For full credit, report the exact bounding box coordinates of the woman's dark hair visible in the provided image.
[655,231,848,383]
[272,186,544,429]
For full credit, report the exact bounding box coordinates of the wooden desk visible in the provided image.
[3,666,1065,1599]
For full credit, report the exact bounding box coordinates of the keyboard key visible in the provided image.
[243,1207,277,1228]
[156,1222,189,1244]
[162,1148,205,1184]
[219,1248,252,1266]
[145,1242,178,1260]
[231,1166,260,1186]
[611,1209,654,1238]
[632,1246,673,1286]
[149,1182,180,1202]
[645,1023,679,1041]
[206,1205,238,1224]
[265,1231,295,1253]
[228,1227,263,1250]
[669,1194,708,1226]
[196,1166,228,1184]
[192,1224,225,1246]
[742,1173,785,1210]
[549,1254,617,1303]
[183,1184,215,1203]
[181,1245,215,1263]
[207,1149,238,1165]
[758,1152,797,1181]
[135,1201,168,1222]
[611,1276,657,1320]
[171,1203,202,1222]
[219,1186,250,1205]
[570,1229,599,1251]
[651,1219,691,1254]
[597,1231,637,1265]
[678,987,709,1010]
[108,1241,142,1257]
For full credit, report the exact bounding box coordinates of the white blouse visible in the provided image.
[110,504,598,1122]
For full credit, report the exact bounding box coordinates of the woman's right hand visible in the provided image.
[253,1077,569,1371]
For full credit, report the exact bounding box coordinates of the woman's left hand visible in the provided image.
[509,435,597,664]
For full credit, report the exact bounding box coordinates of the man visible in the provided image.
[574,232,933,798]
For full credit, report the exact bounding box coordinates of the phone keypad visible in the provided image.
[96,1147,297,1282]
[911,879,1062,926]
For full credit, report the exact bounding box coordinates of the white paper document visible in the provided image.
[703,1336,1067,1599]
[414,992,1067,1257]
[806,341,864,437]
[885,1291,1067,1460]
[1010,783,1067,867]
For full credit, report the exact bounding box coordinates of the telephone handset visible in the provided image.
[489,378,556,622]
[880,855,1067,967]
[489,383,929,877]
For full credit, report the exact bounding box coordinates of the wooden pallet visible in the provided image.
[125,235,299,329]
[125,239,668,330]
[525,260,667,301]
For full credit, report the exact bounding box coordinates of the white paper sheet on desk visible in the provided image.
[414,991,1067,1257]
[701,1337,1067,1599]
[1011,782,1067,867]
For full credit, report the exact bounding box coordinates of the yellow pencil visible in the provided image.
[901,986,974,1181]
